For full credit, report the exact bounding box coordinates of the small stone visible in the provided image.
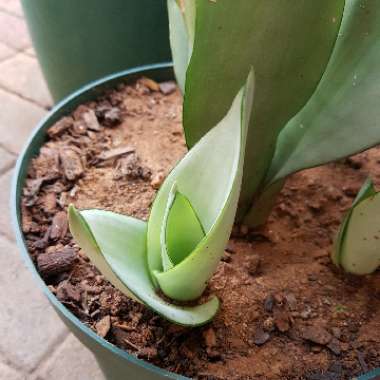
[159,81,177,95]
[150,172,165,189]
[301,325,332,345]
[263,317,275,332]
[103,107,121,126]
[264,294,275,312]
[95,315,111,338]
[300,305,313,320]
[246,254,261,275]
[253,328,270,346]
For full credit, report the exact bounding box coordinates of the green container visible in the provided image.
[11,63,187,380]
[11,64,379,380]
[21,0,171,102]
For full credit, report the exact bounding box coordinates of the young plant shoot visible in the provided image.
[169,0,380,226]
[68,71,255,326]
[332,178,380,275]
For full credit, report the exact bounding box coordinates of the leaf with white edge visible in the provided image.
[332,178,380,274]
[267,0,380,185]
[167,0,194,92]
[147,70,255,301]
[332,178,376,266]
[68,206,219,326]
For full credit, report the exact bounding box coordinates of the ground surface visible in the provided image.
[0,1,104,379]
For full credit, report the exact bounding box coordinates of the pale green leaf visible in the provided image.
[267,0,380,184]
[167,0,194,92]
[147,70,255,301]
[68,206,219,326]
[332,178,376,266]
[183,0,344,217]
[339,187,380,274]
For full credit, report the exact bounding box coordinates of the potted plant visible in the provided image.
[12,1,380,379]
[22,0,171,101]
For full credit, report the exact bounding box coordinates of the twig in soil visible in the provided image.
[123,338,141,351]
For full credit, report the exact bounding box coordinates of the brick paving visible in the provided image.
[0,1,104,379]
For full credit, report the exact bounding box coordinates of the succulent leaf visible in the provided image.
[267,0,380,184]
[148,70,255,301]
[68,206,219,326]
[68,71,255,324]
[332,178,380,274]
[180,0,345,218]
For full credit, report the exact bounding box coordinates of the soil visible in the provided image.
[21,77,380,380]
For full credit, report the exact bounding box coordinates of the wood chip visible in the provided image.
[301,325,332,345]
[37,247,76,277]
[273,307,291,333]
[56,280,81,302]
[83,109,101,131]
[47,116,74,137]
[95,315,111,338]
[60,149,84,181]
[140,77,160,92]
[98,146,135,161]
[42,192,57,214]
[50,211,68,241]
[203,328,217,348]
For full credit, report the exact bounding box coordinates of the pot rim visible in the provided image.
[11,62,188,380]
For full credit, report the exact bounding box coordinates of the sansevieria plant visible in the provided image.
[69,0,380,325]
[169,0,380,226]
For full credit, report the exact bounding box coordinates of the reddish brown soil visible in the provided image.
[21,78,380,380]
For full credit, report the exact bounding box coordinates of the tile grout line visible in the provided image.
[30,330,71,376]
[0,142,17,156]
[0,158,16,177]
[0,82,51,110]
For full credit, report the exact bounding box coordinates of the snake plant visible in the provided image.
[169,0,380,226]
[68,72,254,326]
[332,178,380,275]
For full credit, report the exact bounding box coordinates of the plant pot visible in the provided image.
[11,63,380,380]
[12,63,187,380]
[21,0,171,102]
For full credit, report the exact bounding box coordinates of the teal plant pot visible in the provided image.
[10,63,380,380]
[11,63,187,380]
[21,0,171,102]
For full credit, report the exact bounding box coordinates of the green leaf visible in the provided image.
[335,179,380,274]
[162,183,205,269]
[147,70,255,301]
[332,178,376,266]
[182,0,344,217]
[167,0,192,92]
[68,206,219,326]
[267,0,380,185]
